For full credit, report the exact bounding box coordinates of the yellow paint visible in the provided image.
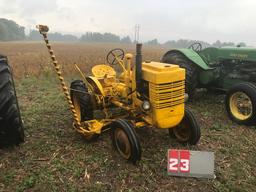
[73,96,81,122]
[135,121,147,127]
[86,76,105,96]
[39,25,186,139]
[113,83,128,98]
[37,25,95,139]
[141,62,185,128]
[82,120,104,134]
[142,62,185,84]
[229,92,252,120]
[92,64,116,78]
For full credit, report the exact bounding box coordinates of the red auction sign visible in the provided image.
[167,149,215,178]
[168,149,190,174]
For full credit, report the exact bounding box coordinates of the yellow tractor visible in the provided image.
[37,25,200,163]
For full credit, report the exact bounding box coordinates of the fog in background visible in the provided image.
[0,0,255,45]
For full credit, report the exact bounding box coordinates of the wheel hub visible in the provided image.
[230,91,253,120]
[115,128,131,159]
[173,118,191,142]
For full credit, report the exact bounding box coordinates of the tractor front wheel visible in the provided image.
[225,82,256,125]
[111,119,141,164]
[169,108,201,145]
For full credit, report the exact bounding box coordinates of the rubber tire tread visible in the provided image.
[111,119,141,164]
[70,80,93,121]
[184,108,201,145]
[162,51,198,98]
[70,80,100,141]
[169,108,201,145]
[0,55,24,147]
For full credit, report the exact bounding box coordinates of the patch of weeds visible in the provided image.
[210,123,228,131]
[2,171,16,185]
[17,174,37,192]
[85,183,111,192]
[73,167,84,178]
[1,71,255,192]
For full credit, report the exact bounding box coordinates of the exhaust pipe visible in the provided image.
[136,43,142,95]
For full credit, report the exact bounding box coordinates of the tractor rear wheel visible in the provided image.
[225,82,256,125]
[111,119,141,164]
[0,55,24,147]
[162,51,198,98]
[169,108,201,145]
[70,80,99,140]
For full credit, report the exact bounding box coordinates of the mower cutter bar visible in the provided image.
[36,25,104,137]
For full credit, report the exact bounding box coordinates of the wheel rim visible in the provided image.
[114,128,131,159]
[73,96,81,122]
[229,92,253,120]
[173,118,191,142]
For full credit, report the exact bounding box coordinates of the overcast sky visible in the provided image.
[1,0,256,45]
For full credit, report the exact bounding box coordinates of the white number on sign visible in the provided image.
[180,159,189,172]
[169,158,178,171]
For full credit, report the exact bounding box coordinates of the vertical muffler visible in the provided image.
[135,43,142,95]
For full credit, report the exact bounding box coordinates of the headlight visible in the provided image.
[142,101,151,111]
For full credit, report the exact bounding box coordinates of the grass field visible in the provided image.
[0,42,256,192]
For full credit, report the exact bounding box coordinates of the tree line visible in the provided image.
[146,38,247,48]
[0,18,247,47]
[0,18,25,41]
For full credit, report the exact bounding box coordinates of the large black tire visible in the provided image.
[111,119,141,164]
[169,108,201,145]
[70,80,93,121]
[70,80,99,140]
[162,51,198,98]
[225,82,256,126]
[0,55,24,147]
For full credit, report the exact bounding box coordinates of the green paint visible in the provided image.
[199,47,256,63]
[167,46,256,91]
[172,49,211,70]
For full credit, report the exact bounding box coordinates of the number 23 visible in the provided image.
[169,158,189,172]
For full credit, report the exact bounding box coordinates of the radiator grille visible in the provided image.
[150,80,185,109]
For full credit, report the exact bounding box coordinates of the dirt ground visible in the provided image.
[0,42,255,192]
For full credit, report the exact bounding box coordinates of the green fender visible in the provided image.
[163,49,215,85]
[164,49,211,70]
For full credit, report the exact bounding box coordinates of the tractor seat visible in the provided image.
[92,64,116,78]
[92,64,116,86]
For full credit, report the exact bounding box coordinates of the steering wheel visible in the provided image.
[106,48,125,65]
[188,42,202,52]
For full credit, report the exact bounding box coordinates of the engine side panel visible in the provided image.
[142,62,185,128]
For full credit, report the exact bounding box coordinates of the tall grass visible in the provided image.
[0,42,167,79]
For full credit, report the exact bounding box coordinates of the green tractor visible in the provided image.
[162,43,256,126]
